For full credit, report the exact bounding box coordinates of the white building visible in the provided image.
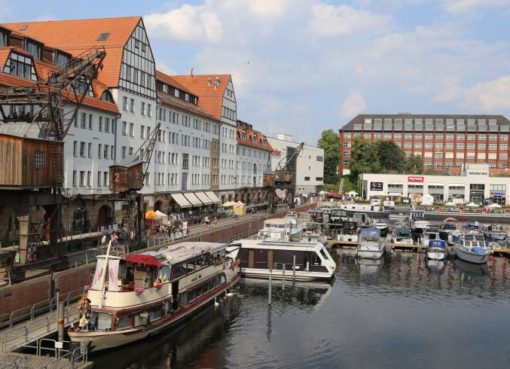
[151,71,222,212]
[268,134,324,195]
[361,164,509,205]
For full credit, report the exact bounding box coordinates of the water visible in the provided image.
[93,252,510,369]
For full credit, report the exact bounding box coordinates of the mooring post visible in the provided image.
[293,255,296,282]
[268,265,272,305]
[282,263,286,290]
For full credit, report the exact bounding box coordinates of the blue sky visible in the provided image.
[2,0,510,145]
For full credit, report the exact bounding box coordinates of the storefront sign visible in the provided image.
[408,176,424,183]
[491,191,506,196]
[370,182,383,191]
[467,170,488,176]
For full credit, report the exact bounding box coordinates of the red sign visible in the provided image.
[408,176,424,183]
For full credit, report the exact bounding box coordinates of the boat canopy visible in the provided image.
[428,240,446,249]
[359,228,380,238]
[124,254,165,267]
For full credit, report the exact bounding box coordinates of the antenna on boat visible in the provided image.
[99,239,113,309]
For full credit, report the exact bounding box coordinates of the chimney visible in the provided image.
[214,76,220,89]
[207,77,211,87]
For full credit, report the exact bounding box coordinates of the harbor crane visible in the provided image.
[272,142,305,210]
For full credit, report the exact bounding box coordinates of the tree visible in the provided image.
[376,141,406,172]
[403,154,424,174]
[349,137,381,180]
[317,129,340,184]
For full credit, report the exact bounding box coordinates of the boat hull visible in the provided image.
[454,246,489,264]
[426,250,447,261]
[241,268,333,282]
[69,274,240,352]
[357,248,385,259]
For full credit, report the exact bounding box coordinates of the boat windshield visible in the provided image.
[360,229,380,243]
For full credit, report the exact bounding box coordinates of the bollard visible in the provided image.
[282,263,286,290]
[293,255,296,282]
[268,265,272,305]
[58,299,65,343]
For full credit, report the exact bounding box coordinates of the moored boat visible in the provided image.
[426,239,448,261]
[454,232,491,264]
[68,241,240,351]
[357,228,385,259]
[230,239,336,281]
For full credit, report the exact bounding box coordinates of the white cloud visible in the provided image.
[339,90,367,119]
[145,4,222,43]
[309,3,392,36]
[463,75,510,110]
[219,0,291,18]
[442,0,510,13]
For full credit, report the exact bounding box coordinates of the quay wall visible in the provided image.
[0,203,317,317]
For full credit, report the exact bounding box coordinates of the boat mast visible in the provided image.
[99,240,113,308]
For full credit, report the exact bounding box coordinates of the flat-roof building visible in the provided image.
[339,114,510,176]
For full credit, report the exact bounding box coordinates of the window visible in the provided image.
[123,97,128,111]
[141,101,145,116]
[104,145,109,159]
[88,114,93,130]
[73,141,78,157]
[103,172,108,187]
[0,31,6,46]
[72,171,77,187]
[130,98,135,113]
[122,121,127,136]
[304,176,310,181]
[88,143,92,158]
[55,52,70,68]
[80,113,86,128]
[33,151,44,168]
[97,171,101,187]
[98,144,102,159]
[80,142,85,157]
[26,40,41,60]
[97,32,110,41]
[129,123,134,137]
[79,171,85,187]
[147,104,152,117]
[316,155,324,162]
[182,153,189,169]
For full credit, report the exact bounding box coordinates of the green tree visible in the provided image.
[317,129,340,184]
[403,154,424,174]
[376,141,406,172]
[349,137,381,180]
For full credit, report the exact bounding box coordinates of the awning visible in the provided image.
[183,192,203,207]
[125,254,164,267]
[195,192,213,205]
[205,191,220,204]
[171,193,192,208]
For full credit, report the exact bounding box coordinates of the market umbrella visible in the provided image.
[444,217,458,223]
[488,203,502,209]
[145,209,155,220]
[465,202,479,208]
[222,201,235,207]
[154,210,168,220]
[444,201,456,206]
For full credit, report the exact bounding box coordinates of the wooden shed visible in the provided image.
[109,160,144,193]
[0,123,63,189]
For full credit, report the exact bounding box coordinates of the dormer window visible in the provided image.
[0,31,7,46]
[26,40,41,60]
[100,90,114,102]
[3,52,37,81]
[55,52,70,68]
[70,76,94,97]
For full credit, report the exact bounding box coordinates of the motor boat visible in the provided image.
[357,228,385,259]
[426,239,448,261]
[454,232,491,264]
[230,239,336,281]
[372,220,389,238]
[392,226,413,246]
[257,215,303,241]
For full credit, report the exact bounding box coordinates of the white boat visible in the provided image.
[454,232,491,264]
[230,239,336,281]
[372,220,389,238]
[68,241,240,351]
[391,226,413,246]
[426,239,448,261]
[422,227,441,246]
[357,228,385,259]
[257,215,302,241]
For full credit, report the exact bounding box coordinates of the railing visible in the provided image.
[0,287,83,331]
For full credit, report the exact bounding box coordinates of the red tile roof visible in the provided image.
[236,123,273,152]
[157,92,219,122]
[171,74,231,121]
[1,17,141,88]
[156,70,195,96]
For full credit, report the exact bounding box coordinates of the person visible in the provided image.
[78,297,92,331]
[204,216,210,225]
[101,234,107,246]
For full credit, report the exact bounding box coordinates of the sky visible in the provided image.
[2,0,510,145]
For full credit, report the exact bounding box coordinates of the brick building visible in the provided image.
[339,114,510,176]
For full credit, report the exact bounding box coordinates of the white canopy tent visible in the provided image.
[466,202,480,208]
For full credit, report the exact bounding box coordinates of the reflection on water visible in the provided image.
[94,253,510,369]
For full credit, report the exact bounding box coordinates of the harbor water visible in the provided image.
[93,252,510,369]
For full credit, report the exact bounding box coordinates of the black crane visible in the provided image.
[272,142,305,210]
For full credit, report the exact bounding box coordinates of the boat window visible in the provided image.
[115,315,133,330]
[97,313,112,331]
[320,248,330,260]
[149,308,163,322]
[158,266,171,282]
